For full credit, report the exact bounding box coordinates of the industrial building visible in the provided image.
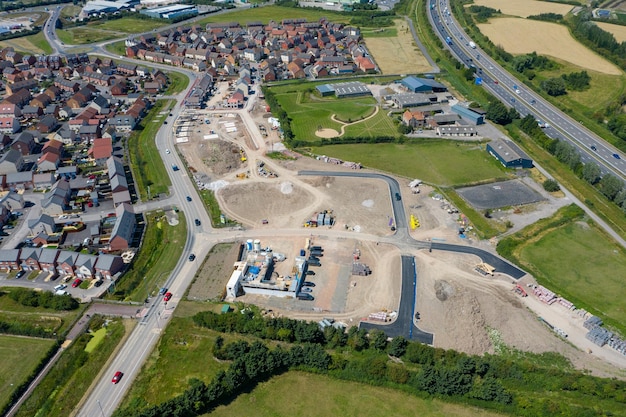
[139,3,198,19]
[487,139,534,168]
[400,76,447,93]
[316,81,371,98]
[392,92,436,108]
[226,239,306,299]
[450,103,484,125]
[81,0,138,16]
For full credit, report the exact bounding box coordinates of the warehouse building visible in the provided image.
[140,3,198,19]
[333,81,371,98]
[400,76,447,93]
[487,139,533,168]
[451,104,484,125]
[392,92,436,108]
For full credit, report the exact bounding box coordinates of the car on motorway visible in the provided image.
[186,196,192,202]
[112,371,123,384]
[166,149,170,154]
[159,287,168,295]
[163,292,172,302]
[591,145,597,151]
[189,253,196,261]
[72,278,83,288]
[16,270,26,279]
[172,164,179,171]
[613,153,621,160]
[493,80,498,84]
[194,219,201,226]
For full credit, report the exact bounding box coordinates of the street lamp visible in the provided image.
[97,399,105,417]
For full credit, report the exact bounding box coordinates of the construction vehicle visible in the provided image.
[475,263,495,276]
[514,284,528,297]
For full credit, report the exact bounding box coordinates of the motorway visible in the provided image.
[429,0,626,179]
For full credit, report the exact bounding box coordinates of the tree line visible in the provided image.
[3,288,79,311]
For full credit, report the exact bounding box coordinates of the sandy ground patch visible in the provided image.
[478,18,622,75]
[468,0,574,18]
[596,21,626,42]
[365,20,432,74]
[315,128,340,138]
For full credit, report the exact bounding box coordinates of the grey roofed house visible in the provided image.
[106,156,125,179]
[112,190,131,206]
[38,248,59,267]
[33,172,55,190]
[0,249,21,269]
[5,171,33,187]
[94,253,124,279]
[0,149,24,175]
[110,173,128,192]
[20,247,43,269]
[90,95,109,112]
[75,253,98,278]
[27,213,57,235]
[57,166,77,176]
[109,202,136,251]
[0,191,25,210]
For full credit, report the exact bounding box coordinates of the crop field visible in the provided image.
[0,335,55,412]
[477,18,622,75]
[205,371,504,417]
[273,89,378,140]
[364,19,432,74]
[517,220,626,330]
[596,21,626,42]
[0,32,50,55]
[311,141,508,186]
[468,0,575,18]
[198,6,347,26]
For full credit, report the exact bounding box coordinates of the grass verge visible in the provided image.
[128,99,173,200]
[197,6,348,27]
[440,187,505,239]
[107,210,186,302]
[310,141,509,187]
[199,189,238,228]
[106,40,126,56]
[498,204,626,335]
[14,318,127,417]
[164,70,190,95]
[0,335,56,412]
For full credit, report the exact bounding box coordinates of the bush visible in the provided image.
[543,179,560,192]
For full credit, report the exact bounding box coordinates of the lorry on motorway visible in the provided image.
[469,41,476,49]
[445,36,452,45]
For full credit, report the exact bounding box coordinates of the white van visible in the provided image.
[55,290,68,296]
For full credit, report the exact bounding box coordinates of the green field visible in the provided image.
[0,31,51,55]
[361,27,398,38]
[56,27,118,44]
[273,87,382,140]
[128,100,173,200]
[108,211,186,302]
[518,219,626,332]
[312,141,509,186]
[0,335,55,412]
[0,289,82,337]
[164,70,190,95]
[198,6,348,26]
[206,371,504,417]
[90,17,166,33]
[58,17,167,45]
[343,108,398,138]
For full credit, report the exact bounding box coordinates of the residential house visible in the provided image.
[37,152,61,172]
[19,247,43,271]
[402,110,427,129]
[0,191,24,210]
[75,253,98,279]
[109,115,136,133]
[56,250,79,276]
[37,115,59,134]
[33,172,56,190]
[27,213,57,235]
[5,172,33,191]
[10,132,36,155]
[41,179,71,216]
[0,117,20,134]
[0,150,24,175]
[88,137,113,166]
[0,249,21,271]
[109,202,136,251]
[38,248,60,273]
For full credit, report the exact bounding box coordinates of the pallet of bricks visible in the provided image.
[368,312,387,322]
[532,285,557,304]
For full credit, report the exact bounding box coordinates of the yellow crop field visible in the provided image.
[596,21,626,42]
[469,0,574,18]
[478,18,622,75]
[364,20,432,74]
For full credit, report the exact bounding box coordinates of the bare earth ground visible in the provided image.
[468,0,575,18]
[478,18,622,75]
[364,20,432,74]
[315,128,339,139]
[177,101,626,378]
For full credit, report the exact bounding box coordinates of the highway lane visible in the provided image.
[429,0,626,179]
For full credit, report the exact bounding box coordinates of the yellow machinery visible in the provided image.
[410,214,420,230]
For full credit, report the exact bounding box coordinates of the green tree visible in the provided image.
[543,179,560,192]
[389,336,408,357]
[486,101,512,125]
[599,174,623,201]
[582,163,602,184]
[541,77,567,96]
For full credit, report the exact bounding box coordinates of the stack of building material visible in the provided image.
[368,312,387,322]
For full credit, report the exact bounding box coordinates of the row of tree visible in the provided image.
[3,288,79,311]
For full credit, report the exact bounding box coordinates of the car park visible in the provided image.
[189,253,196,261]
[186,196,192,202]
[16,270,26,279]
[163,292,172,301]
[72,278,82,288]
[112,371,123,384]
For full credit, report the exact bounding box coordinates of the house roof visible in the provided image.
[57,250,79,266]
[0,249,20,262]
[38,248,60,264]
[88,137,113,160]
[111,202,135,245]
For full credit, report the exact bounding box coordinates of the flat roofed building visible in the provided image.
[487,138,533,168]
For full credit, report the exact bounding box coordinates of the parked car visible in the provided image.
[302,281,316,287]
[305,270,315,276]
[16,270,26,279]
[94,280,103,287]
[189,253,196,261]
[54,284,67,291]
[301,287,313,293]
[296,293,314,301]
[163,292,172,302]
[72,278,82,288]
[112,371,123,384]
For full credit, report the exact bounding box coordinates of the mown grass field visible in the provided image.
[57,27,119,44]
[164,71,190,95]
[517,220,626,333]
[128,100,173,200]
[206,371,505,417]
[58,17,166,44]
[343,108,398,138]
[0,335,55,412]
[311,141,509,186]
[198,6,348,26]
[109,210,186,302]
[0,31,50,55]
[91,17,166,33]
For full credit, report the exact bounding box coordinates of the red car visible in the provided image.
[112,371,123,384]
[72,278,82,288]
[163,292,172,302]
